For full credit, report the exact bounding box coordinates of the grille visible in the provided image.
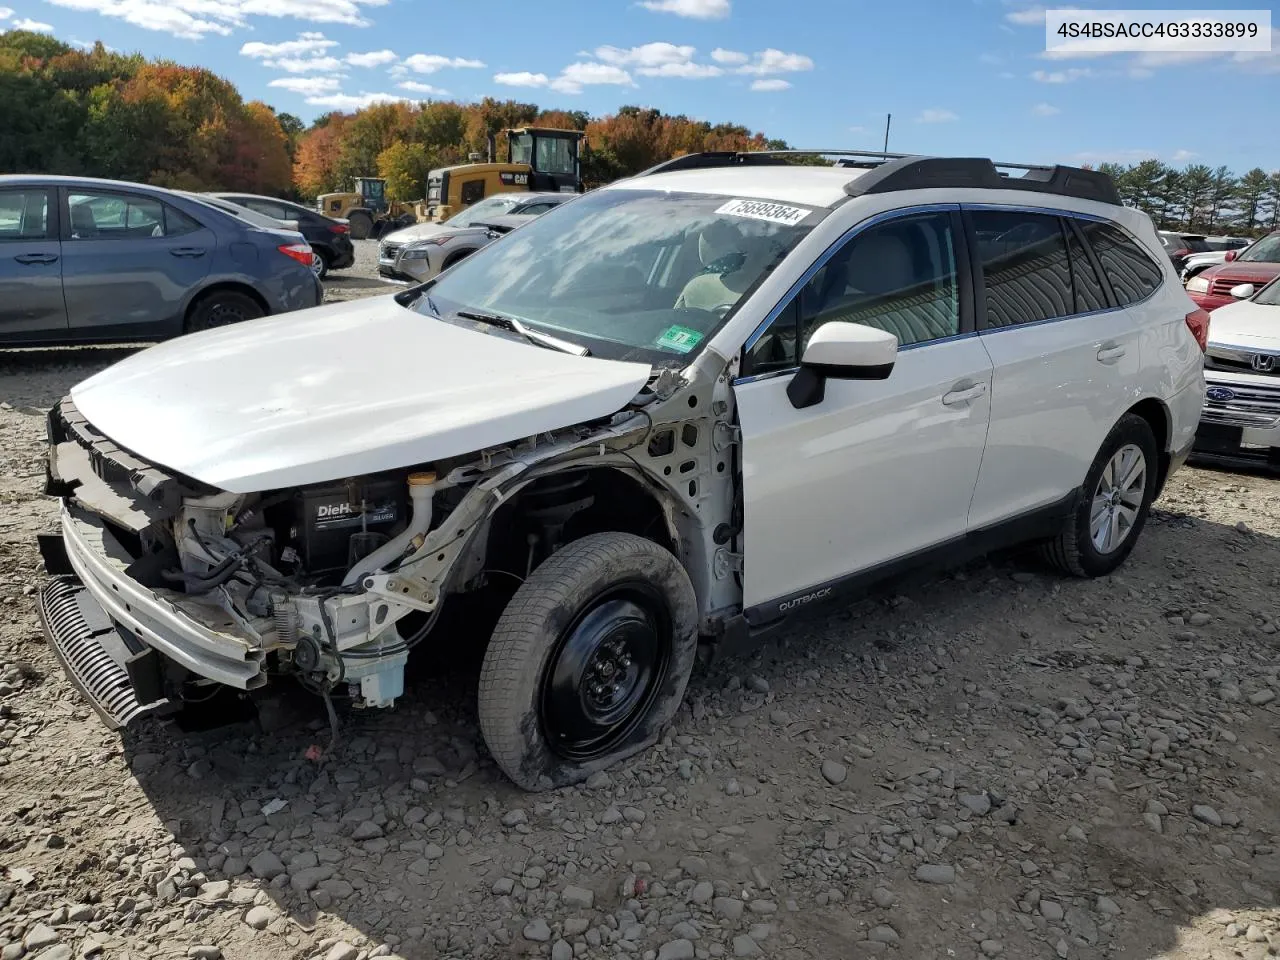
[1203,379,1280,427]
[1205,355,1280,378]
[380,241,403,260]
[1210,277,1257,296]
[37,578,153,729]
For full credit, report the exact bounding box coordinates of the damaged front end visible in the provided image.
[38,388,696,730]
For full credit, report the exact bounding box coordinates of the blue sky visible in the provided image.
[2,0,1278,172]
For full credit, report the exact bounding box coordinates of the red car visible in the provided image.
[1185,231,1280,311]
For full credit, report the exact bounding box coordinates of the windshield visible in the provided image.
[536,136,576,176]
[1254,276,1280,306]
[1239,233,1280,263]
[510,134,533,165]
[414,188,818,365]
[447,195,521,226]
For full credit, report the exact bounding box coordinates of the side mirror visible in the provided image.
[1230,283,1255,300]
[1225,250,1238,262]
[787,322,897,410]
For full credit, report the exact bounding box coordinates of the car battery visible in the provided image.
[293,479,406,573]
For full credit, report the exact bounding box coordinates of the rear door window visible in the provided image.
[1078,222,1164,305]
[969,210,1073,327]
[0,189,50,240]
[67,191,189,240]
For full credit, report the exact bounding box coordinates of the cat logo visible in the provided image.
[499,172,530,187]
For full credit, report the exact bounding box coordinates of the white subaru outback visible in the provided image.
[39,152,1206,790]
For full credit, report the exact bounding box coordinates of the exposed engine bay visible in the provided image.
[43,376,735,726]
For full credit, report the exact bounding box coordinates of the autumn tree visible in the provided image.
[377,141,432,201]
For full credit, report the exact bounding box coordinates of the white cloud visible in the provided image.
[641,60,721,77]
[494,71,549,87]
[346,49,397,67]
[397,80,447,94]
[736,48,813,75]
[751,78,790,91]
[710,47,747,65]
[240,31,334,58]
[264,55,344,72]
[1031,67,1092,83]
[595,42,692,66]
[70,36,115,49]
[1071,148,1157,165]
[42,0,386,38]
[0,7,12,17]
[638,0,729,19]
[268,75,340,94]
[558,61,634,86]
[12,16,54,29]
[1004,5,1045,26]
[1171,148,1198,163]
[1031,102,1060,116]
[916,108,958,123]
[305,90,406,109]
[402,53,485,73]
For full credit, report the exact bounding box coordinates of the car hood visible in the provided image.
[383,222,459,244]
[1202,262,1280,284]
[70,296,652,493]
[1207,298,1280,349]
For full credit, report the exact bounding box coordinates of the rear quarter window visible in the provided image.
[1079,222,1163,306]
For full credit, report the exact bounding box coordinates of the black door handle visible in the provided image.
[170,247,207,258]
[15,253,58,265]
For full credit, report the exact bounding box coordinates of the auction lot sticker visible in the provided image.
[716,198,810,226]
[656,325,704,353]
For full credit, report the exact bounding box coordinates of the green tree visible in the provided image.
[377,141,432,201]
[1236,168,1270,231]
[1179,164,1213,230]
[1206,165,1237,232]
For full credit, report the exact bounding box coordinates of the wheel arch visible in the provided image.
[183,282,270,329]
[1124,395,1172,495]
[441,245,479,271]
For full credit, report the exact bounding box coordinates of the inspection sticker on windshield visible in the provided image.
[656,325,704,354]
[716,198,809,226]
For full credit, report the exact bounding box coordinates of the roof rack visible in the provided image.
[635,149,1121,207]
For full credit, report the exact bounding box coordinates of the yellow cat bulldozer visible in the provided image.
[316,128,585,237]
[315,178,420,240]
[422,127,586,222]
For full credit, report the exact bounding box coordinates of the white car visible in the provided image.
[377,193,569,283]
[1195,275,1280,468]
[38,151,1206,791]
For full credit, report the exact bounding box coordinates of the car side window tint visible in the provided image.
[1064,221,1109,314]
[165,205,202,237]
[970,210,1072,327]
[744,212,960,375]
[246,199,290,220]
[68,192,174,240]
[0,189,50,240]
[1079,221,1163,305]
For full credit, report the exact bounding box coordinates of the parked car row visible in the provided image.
[1,175,324,346]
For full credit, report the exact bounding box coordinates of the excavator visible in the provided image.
[316,127,585,238]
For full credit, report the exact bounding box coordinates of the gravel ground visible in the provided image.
[1,241,1278,960]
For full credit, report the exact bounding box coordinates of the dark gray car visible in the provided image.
[0,175,322,346]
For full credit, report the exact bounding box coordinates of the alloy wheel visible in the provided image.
[1089,443,1146,555]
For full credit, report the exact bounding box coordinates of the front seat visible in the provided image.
[675,220,752,314]
[837,230,951,343]
[69,203,98,240]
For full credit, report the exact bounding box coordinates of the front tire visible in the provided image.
[478,533,698,791]
[1041,414,1158,578]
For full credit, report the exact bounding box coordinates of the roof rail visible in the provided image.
[634,149,1121,207]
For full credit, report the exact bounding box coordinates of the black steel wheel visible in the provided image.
[185,291,264,333]
[478,532,698,791]
[539,585,671,762]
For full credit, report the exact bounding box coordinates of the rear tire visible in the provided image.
[311,251,329,280]
[348,211,373,240]
[1040,414,1158,578]
[185,291,263,334]
[478,533,698,791]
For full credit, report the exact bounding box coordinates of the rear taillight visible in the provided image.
[1172,248,1190,259]
[330,223,350,234]
[278,243,313,266]
[1185,308,1210,352]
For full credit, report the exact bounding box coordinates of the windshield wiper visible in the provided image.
[455,309,591,357]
